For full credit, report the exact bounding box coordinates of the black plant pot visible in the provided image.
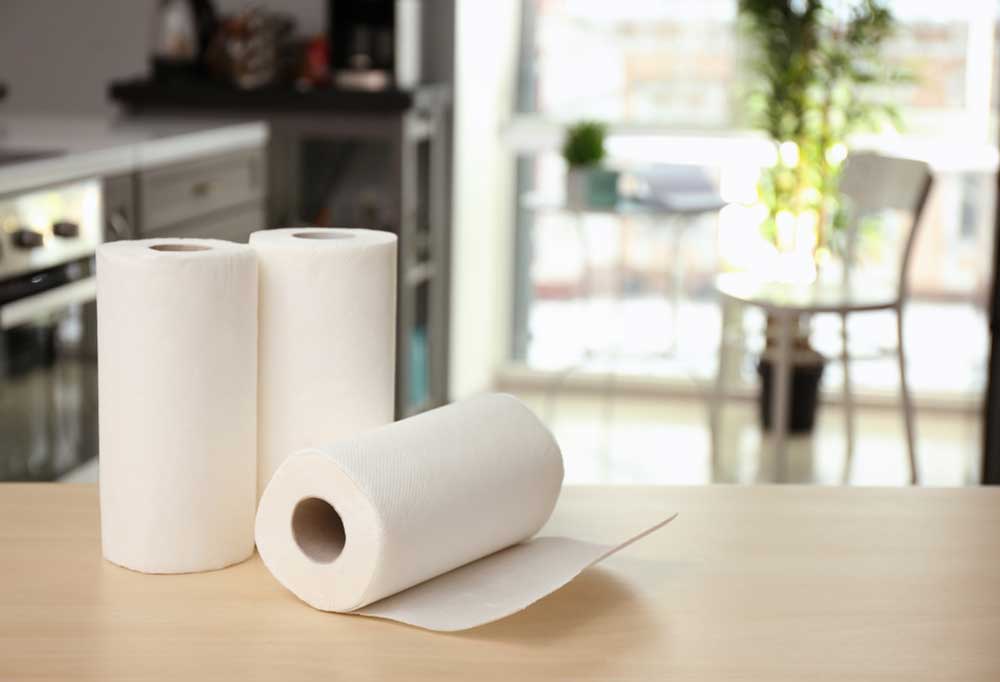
[757,355,826,434]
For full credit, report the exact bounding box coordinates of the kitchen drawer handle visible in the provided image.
[106,209,132,241]
[1,277,97,331]
[191,180,213,198]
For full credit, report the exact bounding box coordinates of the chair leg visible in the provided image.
[896,306,919,484]
[546,211,589,424]
[667,221,686,355]
[771,313,793,482]
[601,366,616,461]
[710,301,729,482]
[841,312,855,483]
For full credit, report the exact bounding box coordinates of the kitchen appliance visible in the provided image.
[150,0,218,82]
[327,0,421,90]
[0,179,103,481]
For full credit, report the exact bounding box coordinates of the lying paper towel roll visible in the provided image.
[250,228,397,497]
[255,393,675,631]
[98,238,257,574]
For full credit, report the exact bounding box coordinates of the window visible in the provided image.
[511,0,999,400]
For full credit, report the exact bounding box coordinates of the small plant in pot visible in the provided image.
[562,121,619,209]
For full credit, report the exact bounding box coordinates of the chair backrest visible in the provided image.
[838,151,933,301]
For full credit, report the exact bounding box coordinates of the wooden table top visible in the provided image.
[2,483,999,681]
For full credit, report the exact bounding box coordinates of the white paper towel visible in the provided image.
[98,238,258,574]
[255,393,675,631]
[250,228,397,497]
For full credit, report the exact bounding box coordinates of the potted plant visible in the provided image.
[739,0,904,433]
[562,121,619,209]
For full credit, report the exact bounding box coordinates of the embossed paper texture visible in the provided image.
[256,394,675,631]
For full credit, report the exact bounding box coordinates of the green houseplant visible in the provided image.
[739,0,904,433]
[562,121,618,209]
[740,0,903,265]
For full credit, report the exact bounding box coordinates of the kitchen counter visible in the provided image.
[0,114,267,195]
[110,77,443,114]
[2,483,999,681]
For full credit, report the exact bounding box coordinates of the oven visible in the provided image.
[0,179,103,481]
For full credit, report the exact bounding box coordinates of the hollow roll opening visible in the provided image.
[149,244,211,252]
[292,497,346,564]
[292,231,354,240]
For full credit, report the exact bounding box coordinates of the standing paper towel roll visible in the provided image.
[98,239,258,574]
[255,394,675,631]
[251,227,397,496]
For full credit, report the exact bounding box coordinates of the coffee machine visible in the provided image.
[327,0,421,90]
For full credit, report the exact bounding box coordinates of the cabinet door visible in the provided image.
[150,204,265,244]
[139,150,265,236]
[102,174,137,242]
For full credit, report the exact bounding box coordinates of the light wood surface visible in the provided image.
[2,483,999,681]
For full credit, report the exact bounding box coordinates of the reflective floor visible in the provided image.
[62,389,981,487]
[509,390,981,486]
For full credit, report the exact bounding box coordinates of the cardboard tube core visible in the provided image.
[292,497,346,564]
[149,244,211,252]
[292,232,355,240]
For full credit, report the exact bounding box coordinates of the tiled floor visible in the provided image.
[516,284,987,486]
[509,389,982,486]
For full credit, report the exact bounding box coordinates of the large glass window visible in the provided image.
[522,1,741,127]
[511,0,999,401]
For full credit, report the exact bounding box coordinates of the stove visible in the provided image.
[0,179,102,283]
[0,178,103,481]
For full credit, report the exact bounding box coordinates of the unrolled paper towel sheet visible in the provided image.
[255,394,675,631]
[250,228,397,497]
[98,238,257,574]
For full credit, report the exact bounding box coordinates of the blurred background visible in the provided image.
[502,0,998,487]
[0,0,998,486]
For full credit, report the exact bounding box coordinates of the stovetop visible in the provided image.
[0,178,102,282]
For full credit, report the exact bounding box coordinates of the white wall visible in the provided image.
[0,0,155,114]
[448,0,520,399]
[0,0,328,115]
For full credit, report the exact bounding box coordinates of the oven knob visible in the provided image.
[11,228,43,249]
[52,221,79,238]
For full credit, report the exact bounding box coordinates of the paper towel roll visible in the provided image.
[98,238,258,574]
[250,228,397,497]
[255,394,675,631]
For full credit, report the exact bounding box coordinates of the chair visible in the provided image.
[711,152,933,484]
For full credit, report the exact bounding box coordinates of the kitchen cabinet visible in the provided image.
[112,83,452,417]
[103,149,266,244]
[138,148,266,241]
[103,173,137,241]
[0,118,267,482]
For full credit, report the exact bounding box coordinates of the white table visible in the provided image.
[714,271,907,481]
